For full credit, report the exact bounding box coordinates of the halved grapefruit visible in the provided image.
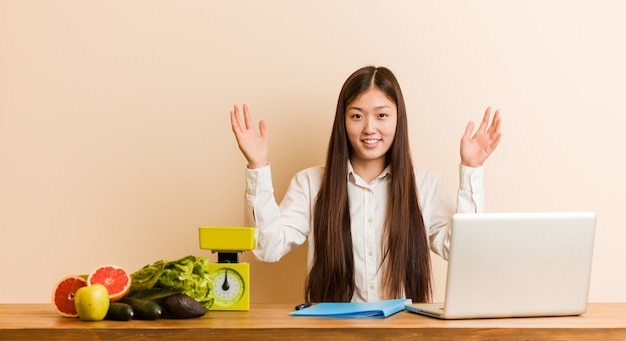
[52,276,88,317]
[87,265,131,302]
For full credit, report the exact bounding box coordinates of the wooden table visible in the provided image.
[2,303,626,340]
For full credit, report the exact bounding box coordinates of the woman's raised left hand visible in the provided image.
[460,107,502,168]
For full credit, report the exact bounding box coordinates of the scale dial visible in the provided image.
[210,267,246,308]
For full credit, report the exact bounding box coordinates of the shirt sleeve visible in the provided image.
[245,165,312,263]
[457,164,485,214]
[423,165,485,260]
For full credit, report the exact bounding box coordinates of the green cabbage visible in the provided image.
[127,255,213,310]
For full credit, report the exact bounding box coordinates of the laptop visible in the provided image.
[406,212,597,319]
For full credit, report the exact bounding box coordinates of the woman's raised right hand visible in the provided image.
[229,104,269,169]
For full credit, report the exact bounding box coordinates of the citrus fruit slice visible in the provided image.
[51,275,88,317]
[87,265,131,302]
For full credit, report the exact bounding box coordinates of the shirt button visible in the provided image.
[370,285,375,289]
[368,251,373,257]
[367,218,372,223]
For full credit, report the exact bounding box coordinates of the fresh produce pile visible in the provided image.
[51,255,213,321]
[126,255,213,310]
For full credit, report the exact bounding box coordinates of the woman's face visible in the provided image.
[345,87,398,170]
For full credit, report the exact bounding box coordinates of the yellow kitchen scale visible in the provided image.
[198,226,255,311]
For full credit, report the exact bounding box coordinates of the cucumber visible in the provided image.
[105,302,134,321]
[119,297,162,320]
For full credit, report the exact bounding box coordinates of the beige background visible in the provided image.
[1,1,624,304]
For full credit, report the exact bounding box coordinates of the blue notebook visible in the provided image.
[289,299,411,318]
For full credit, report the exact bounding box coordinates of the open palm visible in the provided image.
[229,104,270,169]
[460,107,502,168]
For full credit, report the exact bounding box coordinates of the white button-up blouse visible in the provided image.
[244,162,484,302]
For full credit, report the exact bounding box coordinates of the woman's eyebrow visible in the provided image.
[347,105,392,111]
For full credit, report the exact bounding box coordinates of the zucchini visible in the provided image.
[105,302,134,321]
[119,297,162,320]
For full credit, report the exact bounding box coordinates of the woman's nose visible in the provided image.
[363,117,376,134]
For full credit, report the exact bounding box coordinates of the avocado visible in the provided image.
[162,294,206,319]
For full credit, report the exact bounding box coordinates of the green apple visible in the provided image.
[74,284,110,321]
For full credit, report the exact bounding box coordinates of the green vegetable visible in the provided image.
[105,302,134,321]
[126,255,214,311]
[119,297,162,320]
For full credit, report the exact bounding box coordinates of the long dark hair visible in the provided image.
[305,66,432,302]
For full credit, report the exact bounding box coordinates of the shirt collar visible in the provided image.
[347,160,392,184]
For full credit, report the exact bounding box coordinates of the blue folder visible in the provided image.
[289,299,411,318]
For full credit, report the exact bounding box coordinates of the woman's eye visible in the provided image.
[378,113,388,118]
